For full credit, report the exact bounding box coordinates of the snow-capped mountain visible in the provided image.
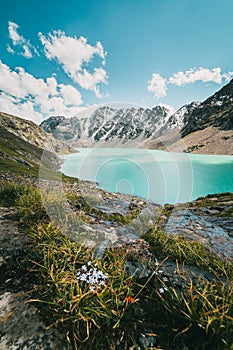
[40,105,173,145]
[158,101,200,134]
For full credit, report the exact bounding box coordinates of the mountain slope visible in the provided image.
[0,112,72,153]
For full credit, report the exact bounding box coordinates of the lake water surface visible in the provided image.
[61,148,233,205]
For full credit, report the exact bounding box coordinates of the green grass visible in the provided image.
[1,179,233,349]
[0,180,47,223]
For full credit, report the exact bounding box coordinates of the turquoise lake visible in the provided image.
[61,148,233,205]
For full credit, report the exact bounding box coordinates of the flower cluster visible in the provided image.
[76,261,108,292]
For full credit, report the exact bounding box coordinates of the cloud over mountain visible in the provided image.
[168,67,233,86]
[0,22,110,123]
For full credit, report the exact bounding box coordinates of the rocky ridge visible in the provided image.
[159,101,201,132]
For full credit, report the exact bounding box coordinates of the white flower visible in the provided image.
[79,273,87,281]
[81,265,87,271]
[76,263,108,291]
[159,287,168,294]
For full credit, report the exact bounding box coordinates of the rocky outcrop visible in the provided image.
[164,209,233,258]
[161,193,233,258]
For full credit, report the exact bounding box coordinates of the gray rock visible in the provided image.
[165,210,233,258]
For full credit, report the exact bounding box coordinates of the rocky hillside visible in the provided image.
[40,105,173,146]
[0,112,72,153]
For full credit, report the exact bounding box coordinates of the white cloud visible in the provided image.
[222,71,233,81]
[0,92,43,124]
[168,67,228,86]
[22,45,33,58]
[76,68,108,98]
[39,30,108,97]
[147,73,167,98]
[147,67,233,99]
[59,84,82,105]
[0,61,84,123]
[6,44,15,55]
[8,21,22,44]
[8,21,36,59]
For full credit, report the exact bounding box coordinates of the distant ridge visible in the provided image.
[181,78,233,136]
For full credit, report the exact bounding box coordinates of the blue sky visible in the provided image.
[0,0,233,123]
